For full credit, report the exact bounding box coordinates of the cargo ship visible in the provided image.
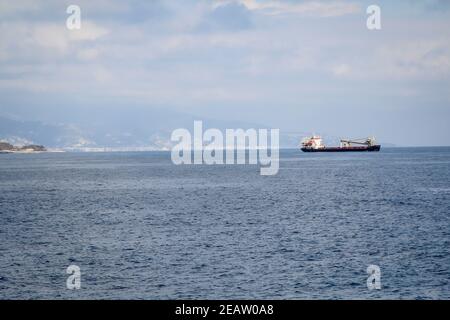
[300,136,381,152]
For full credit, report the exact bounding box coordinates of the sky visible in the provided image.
[0,0,450,146]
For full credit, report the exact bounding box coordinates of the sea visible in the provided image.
[0,148,449,299]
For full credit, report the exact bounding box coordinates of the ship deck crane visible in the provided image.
[340,137,376,147]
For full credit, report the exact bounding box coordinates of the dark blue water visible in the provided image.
[0,148,449,299]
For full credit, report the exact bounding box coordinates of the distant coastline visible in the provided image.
[0,142,46,153]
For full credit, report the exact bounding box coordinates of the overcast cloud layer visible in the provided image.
[1,0,449,146]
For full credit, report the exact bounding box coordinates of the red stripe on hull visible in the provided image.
[301,145,381,152]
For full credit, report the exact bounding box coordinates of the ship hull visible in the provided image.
[301,145,381,152]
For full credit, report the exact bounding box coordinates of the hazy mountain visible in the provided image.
[0,108,307,150]
[0,116,85,148]
[1,106,397,150]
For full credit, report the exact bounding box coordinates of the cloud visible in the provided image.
[332,64,351,76]
[1,0,450,121]
[31,24,70,52]
[375,40,450,79]
[68,22,109,41]
[0,0,44,16]
[198,1,253,32]
[77,48,100,61]
[215,0,360,17]
[0,20,109,59]
[411,0,450,12]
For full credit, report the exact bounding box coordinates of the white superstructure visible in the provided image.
[301,135,325,150]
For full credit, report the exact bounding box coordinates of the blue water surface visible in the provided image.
[0,148,449,299]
